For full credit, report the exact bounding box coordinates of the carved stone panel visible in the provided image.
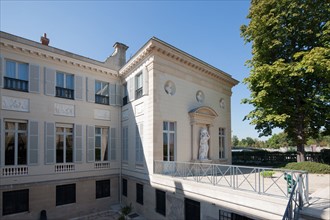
[94,109,111,120]
[2,96,29,112]
[54,103,75,117]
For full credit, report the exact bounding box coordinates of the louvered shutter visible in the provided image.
[28,121,39,165]
[86,77,95,102]
[110,128,116,160]
[87,125,95,162]
[75,75,83,100]
[0,56,3,87]
[29,64,40,93]
[0,119,2,165]
[44,67,55,96]
[116,84,122,106]
[143,67,149,96]
[109,83,116,105]
[75,124,83,163]
[45,122,55,164]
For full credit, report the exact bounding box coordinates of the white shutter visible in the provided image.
[143,67,149,96]
[29,64,40,93]
[110,128,116,161]
[28,121,39,165]
[86,125,95,162]
[0,119,2,165]
[75,75,83,100]
[86,77,95,102]
[44,67,56,96]
[109,83,116,105]
[128,77,135,101]
[116,84,122,106]
[45,122,55,164]
[0,56,3,88]
[75,124,83,163]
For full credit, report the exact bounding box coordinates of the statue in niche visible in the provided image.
[196,90,204,103]
[198,128,210,160]
[164,81,175,95]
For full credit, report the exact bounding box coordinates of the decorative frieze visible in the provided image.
[2,96,29,112]
[94,109,111,120]
[54,103,75,117]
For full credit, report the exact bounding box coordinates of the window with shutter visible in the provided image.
[29,64,40,93]
[28,121,39,165]
[4,60,29,92]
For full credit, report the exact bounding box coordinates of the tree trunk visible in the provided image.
[297,143,305,162]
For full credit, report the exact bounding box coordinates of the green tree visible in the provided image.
[241,0,330,161]
[266,132,291,149]
[232,135,239,146]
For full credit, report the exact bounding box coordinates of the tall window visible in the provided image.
[156,189,166,216]
[95,127,109,161]
[56,71,74,99]
[219,128,226,159]
[123,83,128,105]
[56,184,76,206]
[96,179,110,199]
[4,60,28,92]
[135,124,143,165]
[122,127,128,162]
[163,122,175,161]
[122,178,127,197]
[2,189,29,215]
[5,121,27,165]
[136,183,143,205]
[56,124,73,163]
[135,72,143,99]
[95,80,109,105]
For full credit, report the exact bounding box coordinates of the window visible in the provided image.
[56,184,76,206]
[95,127,109,161]
[185,198,200,220]
[135,72,143,99]
[136,183,143,205]
[5,121,27,165]
[122,178,127,197]
[155,189,166,216]
[96,179,110,199]
[95,80,109,105]
[123,83,128,105]
[2,189,29,215]
[135,124,144,165]
[56,72,74,99]
[219,128,225,159]
[4,60,28,92]
[122,127,128,162]
[56,124,73,163]
[219,209,253,220]
[163,122,175,161]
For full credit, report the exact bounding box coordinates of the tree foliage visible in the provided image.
[240,0,330,161]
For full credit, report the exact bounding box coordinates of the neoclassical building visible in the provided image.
[0,31,242,219]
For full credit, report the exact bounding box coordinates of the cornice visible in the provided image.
[0,38,118,77]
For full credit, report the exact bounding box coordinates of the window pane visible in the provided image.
[169,134,174,161]
[18,123,27,131]
[17,133,27,165]
[169,122,175,131]
[102,128,109,161]
[163,133,168,161]
[66,135,73,163]
[3,189,29,215]
[18,63,28,81]
[5,132,15,165]
[163,122,168,131]
[95,81,101,93]
[5,122,15,130]
[6,60,16,78]
[56,127,64,133]
[66,74,74,89]
[95,127,101,135]
[56,72,64,87]
[56,134,64,163]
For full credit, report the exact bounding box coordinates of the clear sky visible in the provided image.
[0,0,278,140]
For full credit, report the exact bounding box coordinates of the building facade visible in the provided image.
[0,32,241,220]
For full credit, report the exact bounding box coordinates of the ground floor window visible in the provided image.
[122,178,127,197]
[155,189,166,216]
[56,184,76,206]
[96,179,110,199]
[185,198,200,220]
[219,209,253,220]
[2,189,29,215]
[136,183,143,205]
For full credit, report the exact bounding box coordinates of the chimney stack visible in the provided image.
[105,42,129,70]
[41,33,49,46]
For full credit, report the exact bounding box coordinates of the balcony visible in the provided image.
[56,87,74,99]
[4,77,28,92]
[2,166,28,176]
[94,162,111,169]
[135,87,143,99]
[95,94,109,105]
[55,164,75,173]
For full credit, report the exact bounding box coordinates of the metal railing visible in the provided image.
[154,160,309,201]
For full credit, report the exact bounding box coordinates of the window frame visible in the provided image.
[2,189,29,216]
[4,120,28,166]
[136,183,143,205]
[56,71,74,99]
[56,124,74,164]
[95,127,109,162]
[56,184,76,206]
[95,80,109,105]
[96,179,111,199]
[122,178,128,197]
[135,72,143,99]
[155,189,166,216]
[163,121,176,161]
[4,59,29,92]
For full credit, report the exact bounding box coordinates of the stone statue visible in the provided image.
[165,81,175,95]
[198,128,210,160]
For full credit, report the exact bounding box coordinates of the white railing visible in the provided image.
[55,164,75,173]
[2,166,28,176]
[154,160,309,201]
[94,162,111,169]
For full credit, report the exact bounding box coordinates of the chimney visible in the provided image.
[40,33,49,46]
[105,42,129,70]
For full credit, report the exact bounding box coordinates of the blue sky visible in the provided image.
[0,0,278,140]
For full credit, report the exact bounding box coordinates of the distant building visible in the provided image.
[1,31,282,220]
